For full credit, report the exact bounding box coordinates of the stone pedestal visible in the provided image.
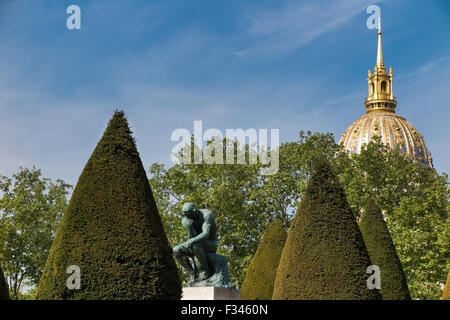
[182,287,241,300]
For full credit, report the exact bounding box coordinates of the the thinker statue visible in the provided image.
[173,202,234,288]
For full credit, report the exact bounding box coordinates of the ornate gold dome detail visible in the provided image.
[339,20,433,168]
[339,111,433,167]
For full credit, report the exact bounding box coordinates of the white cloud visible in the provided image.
[324,90,366,106]
[237,0,379,56]
[398,55,450,79]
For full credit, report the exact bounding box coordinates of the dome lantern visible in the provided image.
[365,18,397,114]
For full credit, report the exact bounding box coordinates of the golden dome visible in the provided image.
[340,111,433,167]
[339,21,433,168]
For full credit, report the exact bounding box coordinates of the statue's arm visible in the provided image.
[185,213,213,246]
[182,217,197,238]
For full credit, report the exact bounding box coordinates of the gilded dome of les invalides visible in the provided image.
[339,23,433,168]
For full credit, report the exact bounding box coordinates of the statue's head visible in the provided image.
[182,202,198,219]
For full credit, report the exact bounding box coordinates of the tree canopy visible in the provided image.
[334,137,449,299]
[0,167,71,299]
[150,132,448,299]
[150,139,267,286]
[149,131,336,286]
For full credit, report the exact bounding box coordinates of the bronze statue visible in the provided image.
[173,202,234,288]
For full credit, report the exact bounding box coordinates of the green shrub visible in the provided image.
[272,158,380,300]
[0,265,9,300]
[241,219,287,300]
[359,198,411,299]
[37,111,181,300]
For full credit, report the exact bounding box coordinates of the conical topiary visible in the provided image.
[0,265,9,300]
[359,198,411,300]
[37,111,181,300]
[272,158,380,300]
[442,271,450,300]
[241,219,287,300]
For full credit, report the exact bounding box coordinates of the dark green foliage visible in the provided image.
[241,219,287,300]
[443,271,449,300]
[37,111,181,300]
[272,158,380,300]
[359,198,411,300]
[0,265,9,300]
[151,134,449,299]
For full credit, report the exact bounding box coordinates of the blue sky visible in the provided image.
[0,0,449,185]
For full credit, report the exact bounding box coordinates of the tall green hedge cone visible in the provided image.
[37,111,181,300]
[272,158,380,300]
[241,219,287,300]
[442,271,450,300]
[0,265,10,300]
[359,198,411,300]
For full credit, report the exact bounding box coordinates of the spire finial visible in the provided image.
[365,17,397,114]
[376,17,384,67]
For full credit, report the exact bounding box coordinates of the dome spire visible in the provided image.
[376,18,384,67]
[365,20,396,113]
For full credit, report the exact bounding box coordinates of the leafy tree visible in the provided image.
[149,131,336,286]
[0,265,9,300]
[272,158,380,300]
[150,138,268,286]
[241,219,287,300]
[334,137,449,299]
[17,286,36,300]
[254,131,337,227]
[0,167,71,299]
[150,131,448,299]
[359,198,411,299]
[37,111,181,300]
